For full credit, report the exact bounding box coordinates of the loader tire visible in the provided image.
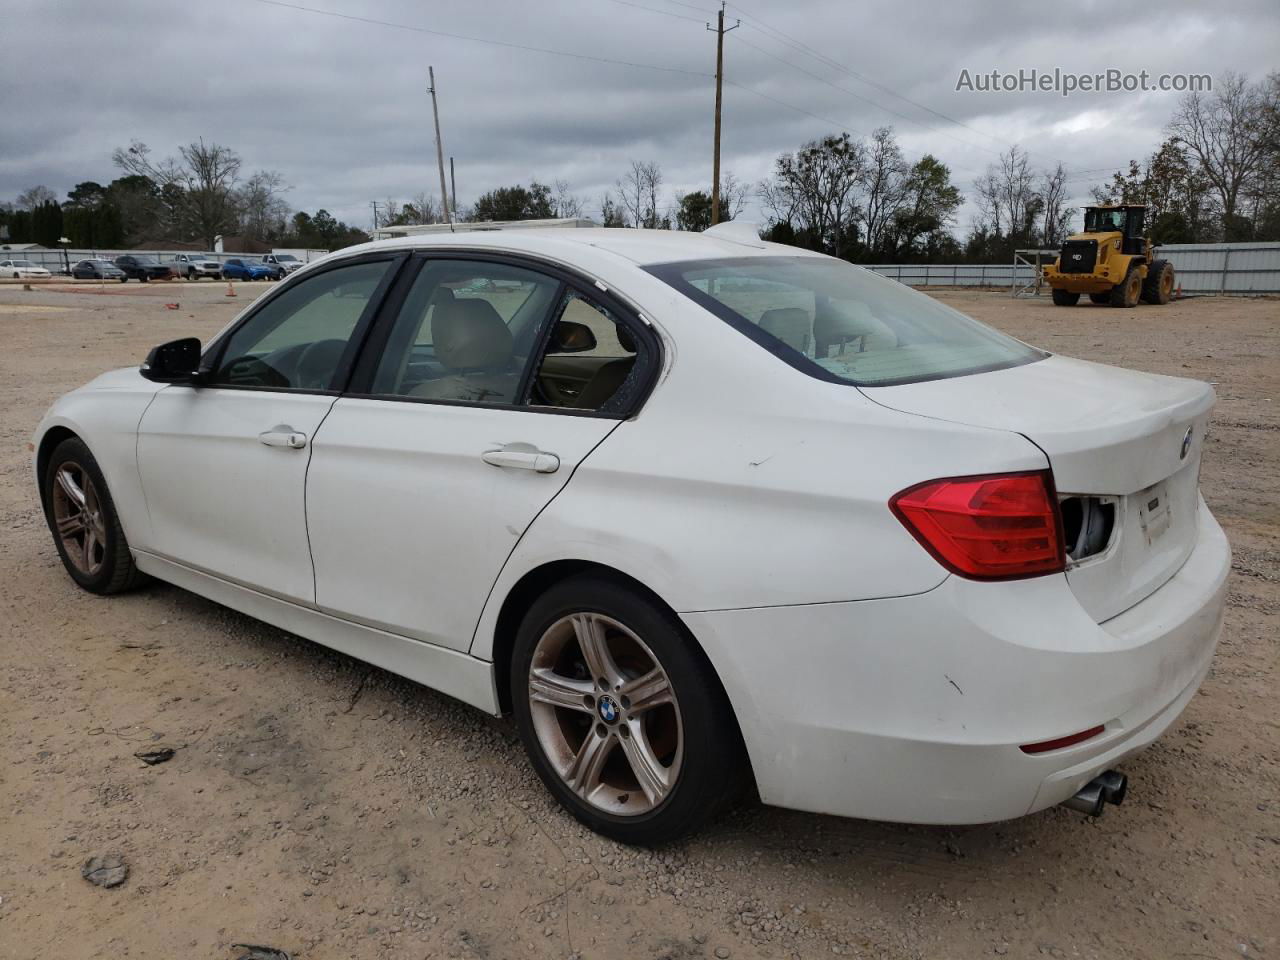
[1109,265,1142,307]
[1088,293,1110,304]
[1051,288,1080,306]
[1141,259,1175,304]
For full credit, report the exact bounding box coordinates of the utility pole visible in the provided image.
[429,66,453,228]
[707,2,739,226]
[371,200,380,232]
[449,156,458,221]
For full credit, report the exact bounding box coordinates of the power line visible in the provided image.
[250,0,712,78]
[729,32,1002,158]
[608,0,706,23]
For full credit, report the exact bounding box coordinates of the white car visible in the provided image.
[31,224,1230,844]
[2,258,52,279]
[167,254,223,280]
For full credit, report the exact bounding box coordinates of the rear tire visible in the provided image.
[42,437,147,595]
[1051,289,1079,306]
[1109,265,1142,307]
[1088,293,1110,305]
[510,575,747,845]
[1141,259,1175,304]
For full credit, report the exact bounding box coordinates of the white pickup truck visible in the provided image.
[261,253,306,274]
[167,254,223,280]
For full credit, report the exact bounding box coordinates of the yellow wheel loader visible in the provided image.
[1043,205,1175,308]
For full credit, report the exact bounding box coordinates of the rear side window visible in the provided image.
[648,256,1044,387]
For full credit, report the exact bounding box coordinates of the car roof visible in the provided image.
[338,226,827,269]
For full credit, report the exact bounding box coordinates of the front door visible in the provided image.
[306,256,655,651]
[135,256,400,603]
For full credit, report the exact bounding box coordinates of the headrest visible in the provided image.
[616,322,636,353]
[813,300,878,341]
[432,298,513,370]
[758,307,812,354]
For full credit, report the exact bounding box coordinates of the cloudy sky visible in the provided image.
[3,0,1277,234]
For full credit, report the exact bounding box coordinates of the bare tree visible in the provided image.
[552,179,584,219]
[176,139,243,248]
[974,146,1039,245]
[403,191,441,225]
[237,170,291,241]
[617,161,664,228]
[1038,163,1072,247]
[1168,72,1271,239]
[15,185,57,210]
[717,171,750,220]
[599,193,627,227]
[859,127,911,256]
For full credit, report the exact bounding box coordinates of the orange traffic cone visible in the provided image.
[1175,283,1183,300]
[225,281,236,297]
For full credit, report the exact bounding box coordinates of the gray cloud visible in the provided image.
[3,0,1276,232]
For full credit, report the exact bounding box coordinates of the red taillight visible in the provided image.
[890,470,1066,580]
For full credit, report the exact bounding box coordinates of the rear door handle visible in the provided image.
[258,426,308,449]
[481,445,560,474]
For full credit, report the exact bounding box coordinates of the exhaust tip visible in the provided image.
[1095,770,1127,806]
[1062,770,1128,817]
[1062,782,1105,817]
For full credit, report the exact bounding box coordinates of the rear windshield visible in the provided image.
[648,256,1044,387]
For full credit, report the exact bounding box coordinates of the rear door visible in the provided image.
[305,254,656,651]
[135,255,401,603]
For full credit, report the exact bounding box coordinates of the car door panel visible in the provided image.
[306,398,619,650]
[136,389,335,603]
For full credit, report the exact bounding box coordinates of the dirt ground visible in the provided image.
[0,280,1276,960]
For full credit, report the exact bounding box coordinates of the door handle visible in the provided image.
[258,426,308,449]
[481,445,560,474]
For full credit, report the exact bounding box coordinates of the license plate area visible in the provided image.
[1136,481,1172,546]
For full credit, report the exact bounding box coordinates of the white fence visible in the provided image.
[0,248,329,272]
[864,242,1280,295]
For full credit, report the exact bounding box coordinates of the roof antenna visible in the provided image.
[428,66,454,233]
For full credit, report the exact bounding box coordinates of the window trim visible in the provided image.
[646,256,1046,389]
[342,249,663,420]
[197,251,408,396]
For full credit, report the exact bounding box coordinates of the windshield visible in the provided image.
[13,260,36,267]
[1085,208,1127,232]
[276,254,298,262]
[648,256,1044,387]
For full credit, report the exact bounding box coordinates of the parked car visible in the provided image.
[71,259,127,281]
[256,258,286,281]
[167,254,223,280]
[114,255,173,282]
[262,253,305,274]
[221,258,277,281]
[1,258,52,279]
[31,225,1230,845]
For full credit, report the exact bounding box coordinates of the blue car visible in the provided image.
[221,258,277,281]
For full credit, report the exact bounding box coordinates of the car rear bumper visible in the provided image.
[682,499,1229,824]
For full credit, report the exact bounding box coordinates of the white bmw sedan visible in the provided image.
[32,224,1230,844]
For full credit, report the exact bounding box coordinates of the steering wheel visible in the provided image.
[294,339,348,390]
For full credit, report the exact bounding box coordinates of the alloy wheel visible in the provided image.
[51,461,107,576]
[528,612,683,816]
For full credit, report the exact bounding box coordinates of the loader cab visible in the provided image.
[1083,205,1147,256]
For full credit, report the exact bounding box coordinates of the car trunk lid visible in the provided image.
[865,355,1214,622]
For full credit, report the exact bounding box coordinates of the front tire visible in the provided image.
[1051,288,1079,306]
[511,576,746,845]
[1110,265,1142,307]
[42,437,146,595]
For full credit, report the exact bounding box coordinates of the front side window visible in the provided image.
[208,259,392,391]
[649,256,1043,387]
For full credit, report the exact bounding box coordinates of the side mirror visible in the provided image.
[141,337,202,384]
[550,320,597,354]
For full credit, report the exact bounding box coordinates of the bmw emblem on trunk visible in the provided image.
[1180,426,1193,460]
[597,695,620,724]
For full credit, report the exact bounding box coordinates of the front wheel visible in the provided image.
[42,437,146,595]
[511,576,747,845]
[1109,265,1142,307]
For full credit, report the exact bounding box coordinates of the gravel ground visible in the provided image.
[0,280,1276,960]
